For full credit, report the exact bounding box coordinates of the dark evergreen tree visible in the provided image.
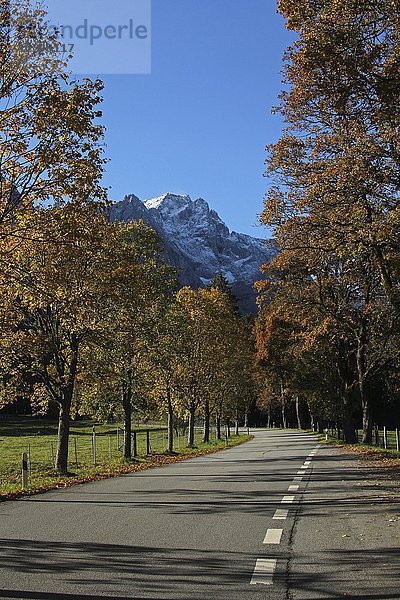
[208,273,239,314]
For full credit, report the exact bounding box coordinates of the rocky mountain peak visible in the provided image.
[110,192,276,313]
[143,192,189,212]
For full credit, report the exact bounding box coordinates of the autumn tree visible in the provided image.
[265,0,400,314]
[0,207,172,473]
[174,287,254,446]
[259,0,400,441]
[255,369,280,428]
[174,288,217,447]
[0,0,106,246]
[148,302,186,453]
[256,245,400,442]
[80,221,177,459]
[0,0,107,461]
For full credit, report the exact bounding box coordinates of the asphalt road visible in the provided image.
[0,429,398,600]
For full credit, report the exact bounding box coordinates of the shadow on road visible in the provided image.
[0,591,158,600]
[0,538,267,588]
[289,547,400,600]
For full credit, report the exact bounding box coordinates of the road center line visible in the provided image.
[263,528,283,544]
[281,495,295,503]
[273,509,288,520]
[250,559,277,585]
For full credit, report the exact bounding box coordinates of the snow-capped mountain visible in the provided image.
[110,193,276,313]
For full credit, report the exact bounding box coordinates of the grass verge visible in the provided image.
[0,432,252,502]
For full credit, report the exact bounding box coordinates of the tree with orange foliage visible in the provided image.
[259,0,400,442]
[0,0,106,248]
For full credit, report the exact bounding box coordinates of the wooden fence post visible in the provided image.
[22,452,28,490]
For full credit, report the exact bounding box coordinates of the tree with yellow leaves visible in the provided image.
[259,0,400,441]
[265,0,400,314]
[0,206,176,472]
[0,0,106,249]
[174,286,254,446]
[79,221,177,459]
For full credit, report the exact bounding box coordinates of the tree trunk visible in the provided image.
[361,390,372,446]
[337,347,357,444]
[374,425,380,446]
[122,379,132,459]
[342,415,357,443]
[167,386,174,453]
[187,404,196,447]
[56,403,70,475]
[361,394,372,445]
[342,393,357,443]
[280,379,287,428]
[226,419,231,437]
[295,396,302,430]
[267,407,271,428]
[235,414,239,436]
[281,405,287,428]
[356,324,372,445]
[55,341,78,475]
[203,399,210,443]
[216,414,221,440]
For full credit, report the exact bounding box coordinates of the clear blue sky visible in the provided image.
[90,1,294,237]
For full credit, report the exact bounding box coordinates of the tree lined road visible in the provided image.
[0,430,398,600]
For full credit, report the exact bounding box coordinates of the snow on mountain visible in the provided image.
[110,192,276,313]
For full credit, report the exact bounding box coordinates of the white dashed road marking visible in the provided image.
[250,442,319,587]
[273,509,288,520]
[263,528,283,544]
[250,559,277,585]
[281,495,295,503]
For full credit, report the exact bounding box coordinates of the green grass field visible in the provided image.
[0,418,248,497]
[319,427,400,457]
